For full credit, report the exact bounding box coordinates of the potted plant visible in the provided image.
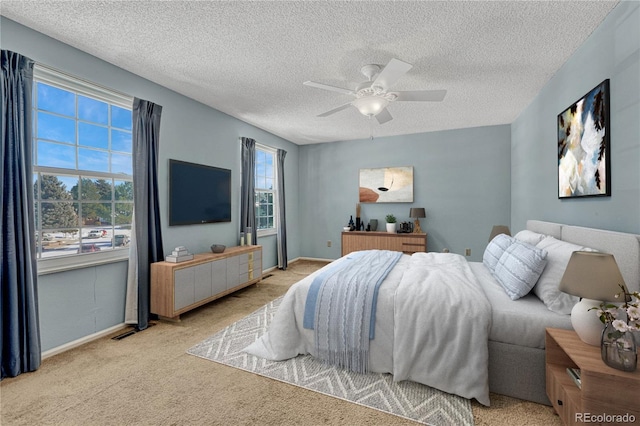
[385,214,397,234]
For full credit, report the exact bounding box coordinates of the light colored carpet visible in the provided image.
[188,296,473,426]
[0,259,561,425]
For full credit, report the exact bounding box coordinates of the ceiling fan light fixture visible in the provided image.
[352,96,389,117]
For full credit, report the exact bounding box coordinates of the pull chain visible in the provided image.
[369,115,374,140]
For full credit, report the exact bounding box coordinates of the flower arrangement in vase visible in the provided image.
[592,285,640,372]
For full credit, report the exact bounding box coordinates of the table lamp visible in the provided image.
[489,225,511,242]
[558,251,629,346]
[409,208,426,233]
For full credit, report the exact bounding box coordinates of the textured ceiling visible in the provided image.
[1,1,619,145]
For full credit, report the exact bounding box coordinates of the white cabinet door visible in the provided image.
[174,267,195,311]
[238,253,249,284]
[194,263,212,302]
[226,255,240,289]
[211,259,227,295]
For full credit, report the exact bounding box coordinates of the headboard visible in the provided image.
[527,220,640,293]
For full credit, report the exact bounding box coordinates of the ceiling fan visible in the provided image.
[303,58,446,124]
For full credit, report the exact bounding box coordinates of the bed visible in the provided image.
[244,220,640,406]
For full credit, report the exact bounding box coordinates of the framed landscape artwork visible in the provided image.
[359,166,413,203]
[557,79,610,199]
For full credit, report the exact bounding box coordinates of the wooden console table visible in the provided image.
[151,245,262,319]
[341,231,427,256]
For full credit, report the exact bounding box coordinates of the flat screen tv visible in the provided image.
[169,159,232,226]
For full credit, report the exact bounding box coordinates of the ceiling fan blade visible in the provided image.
[317,102,353,117]
[303,81,355,96]
[375,108,393,124]
[394,90,447,102]
[372,58,412,90]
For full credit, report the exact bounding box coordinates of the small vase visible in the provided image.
[601,322,637,372]
[369,219,378,231]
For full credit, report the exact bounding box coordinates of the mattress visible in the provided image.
[470,262,572,349]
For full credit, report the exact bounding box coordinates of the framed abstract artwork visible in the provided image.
[557,79,610,198]
[359,166,413,203]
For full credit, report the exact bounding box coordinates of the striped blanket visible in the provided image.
[302,250,402,373]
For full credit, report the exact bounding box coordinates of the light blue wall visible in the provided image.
[511,1,640,234]
[299,125,511,261]
[1,17,300,351]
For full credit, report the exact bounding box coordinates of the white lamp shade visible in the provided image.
[352,96,389,116]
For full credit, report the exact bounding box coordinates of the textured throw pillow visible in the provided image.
[494,241,548,300]
[533,237,597,314]
[483,234,516,273]
[514,230,548,246]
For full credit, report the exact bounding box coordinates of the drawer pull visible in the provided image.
[557,400,563,406]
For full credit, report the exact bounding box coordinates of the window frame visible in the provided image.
[32,64,134,275]
[254,143,278,238]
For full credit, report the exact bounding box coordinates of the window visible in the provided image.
[32,65,134,271]
[254,145,277,236]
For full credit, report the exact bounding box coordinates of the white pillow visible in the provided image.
[483,234,515,272]
[514,230,548,246]
[534,237,597,314]
[494,241,548,300]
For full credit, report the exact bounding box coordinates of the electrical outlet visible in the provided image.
[327,240,332,247]
[465,248,471,256]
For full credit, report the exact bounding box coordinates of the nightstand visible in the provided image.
[545,328,640,425]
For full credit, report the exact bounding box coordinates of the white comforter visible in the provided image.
[244,252,492,406]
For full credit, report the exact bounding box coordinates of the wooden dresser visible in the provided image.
[341,231,427,256]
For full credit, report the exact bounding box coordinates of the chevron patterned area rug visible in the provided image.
[187,296,474,426]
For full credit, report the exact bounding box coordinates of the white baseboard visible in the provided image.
[261,256,333,274]
[296,256,334,263]
[42,323,128,360]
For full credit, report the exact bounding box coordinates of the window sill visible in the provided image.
[37,249,130,275]
[257,228,277,238]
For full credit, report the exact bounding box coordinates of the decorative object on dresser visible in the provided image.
[245,227,253,245]
[558,251,628,346]
[557,79,610,199]
[165,246,194,263]
[397,221,413,233]
[151,245,262,319]
[410,208,425,233]
[210,244,225,253]
[488,225,510,241]
[545,328,639,425]
[369,219,378,231]
[385,214,397,234]
[341,230,426,256]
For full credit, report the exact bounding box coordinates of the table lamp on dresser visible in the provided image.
[410,208,426,233]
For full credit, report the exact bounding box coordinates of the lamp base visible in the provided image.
[413,219,422,233]
[571,298,605,346]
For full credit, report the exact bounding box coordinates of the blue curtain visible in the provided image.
[1,50,41,379]
[240,137,257,245]
[132,98,164,331]
[276,149,288,269]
